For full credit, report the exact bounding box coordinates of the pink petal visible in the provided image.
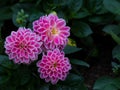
[60,26,70,31]
[54,37,60,45]
[56,19,66,28]
[45,77,50,82]
[61,31,70,37]
[38,27,46,33]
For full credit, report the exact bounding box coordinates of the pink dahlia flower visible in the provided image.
[33,14,70,51]
[37,49,71,84]
[4,27,42,64]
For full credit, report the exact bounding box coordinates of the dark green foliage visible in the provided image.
[71,21,93,38]
[63,45,82,54]
[93,76,120,90]
[1,0,120,90]
[70,58,89,67]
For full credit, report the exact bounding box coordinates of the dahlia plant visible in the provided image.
[37,49,71,84]
[4,27,42,64]
[3,13,73,85]
[33,13,70,51]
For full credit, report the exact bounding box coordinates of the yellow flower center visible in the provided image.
[53,62,57,68]
[51,28,59,35]
[19,43,25,49]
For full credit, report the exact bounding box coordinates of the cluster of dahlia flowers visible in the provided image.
[4,13,71,84]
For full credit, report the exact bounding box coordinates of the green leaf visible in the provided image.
[71,9,90,19]
[56,84,87,90]
[95,0,108,14]
[89,14,114,24]
[55,85,71,90]
[0,55,18,69]
[0,6,12,20]
[112,62,120,74]
[113,78,120,89]
[70,59,90,67]
[11,3,33,12]
[57,85,87,90]
[0,23,4,54]
[101,84,118,90]
[115,15,120,22]
[112,45,120,61]
[112,62,120,68]
[14,66,31,86]
[68,0,83,13]
[35,0,42,6]
[57,73,87,90]
[29,12,44,22]
[0,67,10,85]
[103,25,120,35]
[103,0,120,15]
[62,73,83,86]
[57,11,68,23]
[64,45,82,54]
[53,0,71,6]
[0,75,9,84]
[103,25,120,44]
[20,71,31,85]
[111,32,120,45]
[71,21,93,38]
[78,83,88,90]
[89,16,104,23]
[0,85,16,90]
[93,76,119,90]
[39,84,49,90]
[93,76,113,89]
[86,0,107,14]
[0,75,10,85]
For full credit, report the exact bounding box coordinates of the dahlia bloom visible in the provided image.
[4,27,42,64]
[37,49,71,84]
[33,13,70,51]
